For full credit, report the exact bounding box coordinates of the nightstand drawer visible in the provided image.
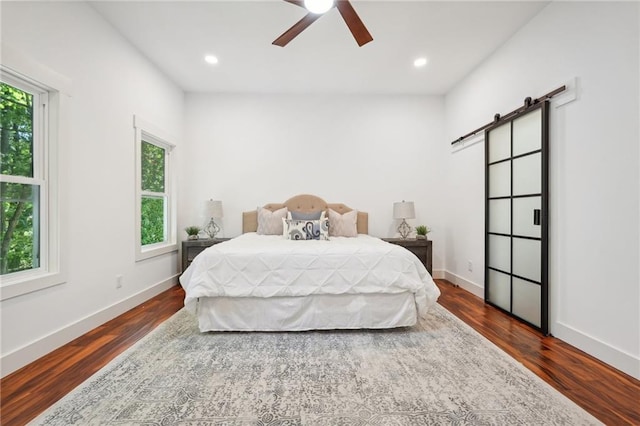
[181,238,230,272]
[186,246,207,262]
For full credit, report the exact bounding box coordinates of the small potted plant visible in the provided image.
[185,226,201,240]
[415,225,430,240]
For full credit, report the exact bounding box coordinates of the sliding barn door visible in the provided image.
[485,101,549,334]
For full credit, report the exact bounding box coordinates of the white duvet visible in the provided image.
[180,233,440,316]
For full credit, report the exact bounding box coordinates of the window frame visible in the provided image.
[134,115,177,261]
[0,44,69,301]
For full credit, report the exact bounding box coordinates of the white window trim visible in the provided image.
[134,115,177,262]
[0,42,70,301]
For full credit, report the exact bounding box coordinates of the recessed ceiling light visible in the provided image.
[414,57,428,68]
[204,55,219,65]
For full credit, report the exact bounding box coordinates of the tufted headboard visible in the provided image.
[242,194,368,235]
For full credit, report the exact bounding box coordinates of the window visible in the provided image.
[0,79,42,275]
[134,116,176,261]
[0,62,65,300]
[141,140,167,245]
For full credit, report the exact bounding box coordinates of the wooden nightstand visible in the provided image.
[181,238,230,273]
[382,238,432,276]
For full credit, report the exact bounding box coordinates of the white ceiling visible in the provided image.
[90,0,549,95]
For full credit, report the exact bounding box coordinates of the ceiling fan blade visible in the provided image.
[273,12,322,46]
[283,0,306,7]
[336,0,373,47]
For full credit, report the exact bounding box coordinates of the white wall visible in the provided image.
[0,2,184,376]
[444,2,639,378]
[3,0,636,384]
[181,93,447,268]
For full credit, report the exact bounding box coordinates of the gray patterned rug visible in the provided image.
[31,304,600,425]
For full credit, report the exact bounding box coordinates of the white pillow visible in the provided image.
[256,207,288,235]
[328,208,358,237]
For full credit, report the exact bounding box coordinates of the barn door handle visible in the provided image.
[533,209,541,226]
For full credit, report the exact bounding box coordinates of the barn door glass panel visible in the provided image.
[487,269,511,311]
[512,108,542,156]
[513,196,541,238]
[488,234,510,272]
[512,277,541,327]
[488,162,510,198]
[513,153,541,195]
[488,123,511,162]
[488,199,510,235]
[485,101,548,334]
[512,238,541,282]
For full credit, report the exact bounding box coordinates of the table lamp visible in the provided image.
[393,201,415,239]
[204,199,223,239]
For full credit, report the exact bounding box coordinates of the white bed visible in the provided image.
[179,194,440,332]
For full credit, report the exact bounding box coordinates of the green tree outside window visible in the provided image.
[1,82,39,274]
[141,141,166,245]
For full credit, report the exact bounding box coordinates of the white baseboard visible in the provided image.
[553,321,640,380]
[1,275,179,378]
[431,269,445,280]
[443,270,484,298]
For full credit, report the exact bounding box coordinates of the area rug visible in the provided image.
[31,304,600,425]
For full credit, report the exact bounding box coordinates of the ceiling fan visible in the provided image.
[273,0,373,47]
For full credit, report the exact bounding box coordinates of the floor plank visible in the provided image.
[1,281,638,425]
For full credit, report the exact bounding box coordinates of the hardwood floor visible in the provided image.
[435,280,640,425]
[1,280,639,425]
[0,285,185,426]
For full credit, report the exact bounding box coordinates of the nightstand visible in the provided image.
[181,238,230,272]
[382,238,432,276]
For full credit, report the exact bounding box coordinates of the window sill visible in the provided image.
[0,270,66,301]
[136,242,178,262]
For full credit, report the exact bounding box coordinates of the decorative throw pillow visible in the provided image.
[290,210,323,221]
[285,214,329,241]
[256,207,288,235]
[317,210,329,240]
[328,208,358,237]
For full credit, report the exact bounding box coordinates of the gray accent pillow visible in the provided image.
[290,210,323,220]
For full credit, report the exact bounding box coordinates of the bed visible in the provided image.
[179,194,440,331]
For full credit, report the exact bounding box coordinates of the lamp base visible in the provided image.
[397,219,412,239]
[204,218,220,239]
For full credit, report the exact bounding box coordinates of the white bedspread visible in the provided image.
[180,233,440,316]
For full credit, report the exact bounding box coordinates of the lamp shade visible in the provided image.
[206,200,223,218]
[393,201,415,219]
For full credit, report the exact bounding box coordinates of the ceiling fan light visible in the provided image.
[304,0,334,14]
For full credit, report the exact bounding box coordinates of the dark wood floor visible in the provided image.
[1,280,639,425]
